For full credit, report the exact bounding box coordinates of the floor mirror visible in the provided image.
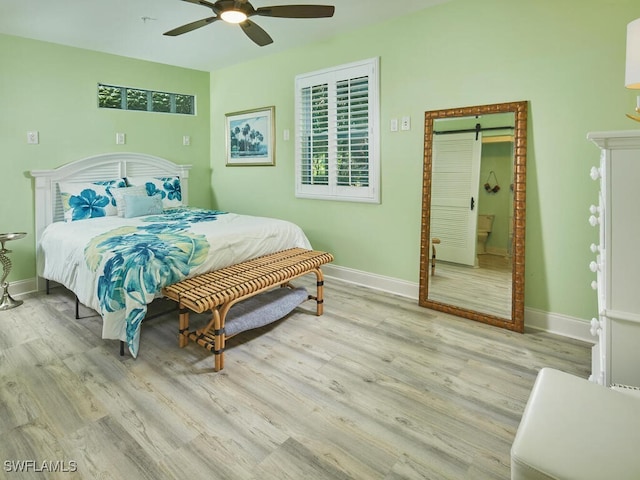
[419,101,527,332]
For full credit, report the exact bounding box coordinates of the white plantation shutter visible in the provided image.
[295,58,380,203]
[299,83,329,186]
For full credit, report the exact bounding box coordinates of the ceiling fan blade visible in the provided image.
[181,0,217,8]
[255,5,335,18]
[164,16,219,36]
[240,19,273,46]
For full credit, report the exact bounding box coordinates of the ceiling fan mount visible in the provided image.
[164,0,335,47]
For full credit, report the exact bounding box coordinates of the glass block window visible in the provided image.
[98,84,195,115]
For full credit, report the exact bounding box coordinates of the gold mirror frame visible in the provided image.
[419,101,527,332]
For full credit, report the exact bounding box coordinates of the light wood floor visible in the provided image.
[429,255,512,319]
[0,277,590,479]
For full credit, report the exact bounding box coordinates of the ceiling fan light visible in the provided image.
[220,10,248,24]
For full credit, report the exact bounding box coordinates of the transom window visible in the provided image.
[98,84,195,115]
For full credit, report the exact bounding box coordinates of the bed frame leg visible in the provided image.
[75,296,80,319]
[120,341,125,356]
[46,279,50,295]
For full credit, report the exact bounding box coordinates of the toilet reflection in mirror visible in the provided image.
[419,101,527,332]
[476,214,494,256]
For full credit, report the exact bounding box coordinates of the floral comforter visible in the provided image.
[38,208,312,356]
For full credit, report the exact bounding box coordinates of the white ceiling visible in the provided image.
[0,0,448,72]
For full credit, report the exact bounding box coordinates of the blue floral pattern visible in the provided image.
[60,179,127,221]
[84,208,227,356]
[128,176,183,208]
[143,208,227,224]
[69,189,110,221]
[94,179,127,207]
[144,182,166,199]
[157,177,182,202]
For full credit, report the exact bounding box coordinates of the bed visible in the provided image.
[30,152,312,357]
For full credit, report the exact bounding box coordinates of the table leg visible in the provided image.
[0,248,23,310]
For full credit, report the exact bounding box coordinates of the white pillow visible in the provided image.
[126,176,183,208]
[111,185,148,217]
[59,179,126,222]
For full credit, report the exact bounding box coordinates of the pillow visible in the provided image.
[126,176,183,208]
[111,184,148,217]
[123,194,164,218]
[59,179,126,222]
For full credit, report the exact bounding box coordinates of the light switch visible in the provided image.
[390,118,398,132]
[116,132,126,145]
[27,131,39,144]
[283,129,290,141]
[183,135,191,146]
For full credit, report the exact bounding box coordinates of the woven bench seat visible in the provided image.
[162,248,334,371]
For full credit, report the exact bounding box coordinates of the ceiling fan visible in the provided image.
[164,0,335,47]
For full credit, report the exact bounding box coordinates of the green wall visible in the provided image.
[2,0,639,324]
[210,0,640,322]
[478,141,513,254]
[0,34,211,280]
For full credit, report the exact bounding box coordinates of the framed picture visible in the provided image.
[225,106,275,166]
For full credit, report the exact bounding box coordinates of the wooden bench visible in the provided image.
[162,248,334,371]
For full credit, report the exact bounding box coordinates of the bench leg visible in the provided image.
[188,307,226,371]
[178,307,190,348]
[431,246,436,276]
[308,268,325,316]
[431,238,441,276]
[213,309,224,372]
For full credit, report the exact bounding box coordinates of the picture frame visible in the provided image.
[225,106,275,166]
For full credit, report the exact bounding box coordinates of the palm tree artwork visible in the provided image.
[228,111,270,159]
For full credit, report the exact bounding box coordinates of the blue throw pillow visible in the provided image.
[111,184,148,217]
[123,194,164,218]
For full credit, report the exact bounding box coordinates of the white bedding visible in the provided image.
[38,207,312,356]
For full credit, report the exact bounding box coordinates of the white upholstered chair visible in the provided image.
[511,368,640,480]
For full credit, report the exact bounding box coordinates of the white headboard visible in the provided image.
[30,152,192,290]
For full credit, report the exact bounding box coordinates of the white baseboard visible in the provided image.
[322,264,419,299]
[9,271,594,344]
[5,278,38,298]
[485,247,509,257]
[322,264,594,344]
[523,307,594,344]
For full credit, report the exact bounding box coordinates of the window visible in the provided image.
[295,58,380,203]
[98,84,195,115]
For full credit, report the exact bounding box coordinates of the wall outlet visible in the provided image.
[116,132,126,145]
[401,116,411,131]
[27,131,39,144]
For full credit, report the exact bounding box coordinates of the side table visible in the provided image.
[0,232,27,310]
